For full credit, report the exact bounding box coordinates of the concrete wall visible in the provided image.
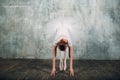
[0,0,120,59]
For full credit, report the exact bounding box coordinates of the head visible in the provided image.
[58,39,68,51]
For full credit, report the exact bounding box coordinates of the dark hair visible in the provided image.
[59,44,66,51]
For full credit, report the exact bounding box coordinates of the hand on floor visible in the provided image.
[50,68,57,76]
[70,68,74,76]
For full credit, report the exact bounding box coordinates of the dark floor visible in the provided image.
[0,59,120,80]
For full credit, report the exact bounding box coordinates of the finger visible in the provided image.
[54,72,56,76]
[70,72,72,76]
[50,72,53,76]
[50,71,55,76]
[73,72,74,76]
[53,73,55,76]
[50,72,52,76]
[72,72,74,76]
[70,72,74,77]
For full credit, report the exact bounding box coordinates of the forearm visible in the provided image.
[69,46,73,69]
[70,55,73,69]
[52,55,56,69]
[52,46,56,69]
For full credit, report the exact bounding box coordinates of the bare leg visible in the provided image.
[59,50,64,71]
[63,50,67,71]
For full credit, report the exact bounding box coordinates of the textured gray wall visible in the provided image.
[0,0,120,59]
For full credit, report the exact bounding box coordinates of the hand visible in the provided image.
[70,68,74,76]
[50,68,57,76]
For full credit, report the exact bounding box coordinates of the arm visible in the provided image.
[68,46,74,76]
[51,45,57,76]
[69,46,73,69]
[52,46,57,69]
